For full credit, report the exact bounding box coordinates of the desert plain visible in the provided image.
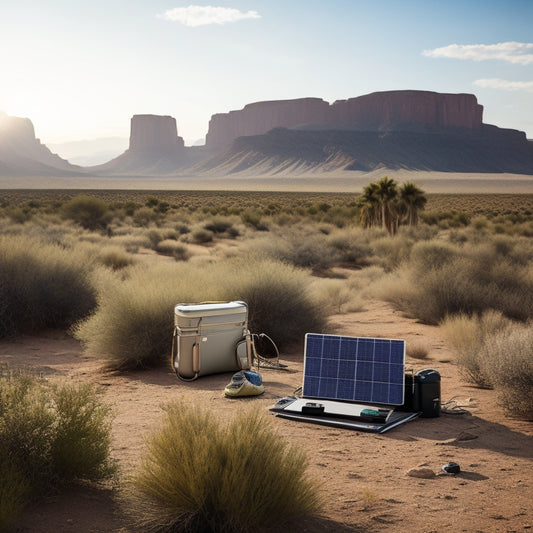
[1,182,532,533]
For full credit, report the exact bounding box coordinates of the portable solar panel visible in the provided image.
[303,333,405,406]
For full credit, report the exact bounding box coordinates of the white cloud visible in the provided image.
[474,78,533,93]
[159,5,260,27]
[423,42,533,65]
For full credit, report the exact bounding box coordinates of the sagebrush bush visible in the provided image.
[310,278,357,314]
[406,340,429,360]
[74,257,325,369]
[73,263,202,370]
[442,314,533,418]
[0,449,29,531]
[98,245,136,270]
[155,240,190,261]
[0,370,115,530]
[50,383,115,480]
[217,255,327,350]
[132,404,322,532]
[440,311,513,388]
[0,234,97,338]
[190,228,214,244]
[62,195,111,230]
[378,239,533,324]
[482,326,533,420]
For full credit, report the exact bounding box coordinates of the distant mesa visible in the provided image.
[0,111,86,177]
[1,90,532,179]
[205,97,331,150]
[129,114,185,153]
[205,91,485,149]
[88,114,195,175]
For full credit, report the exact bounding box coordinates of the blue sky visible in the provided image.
[1,0,532,145]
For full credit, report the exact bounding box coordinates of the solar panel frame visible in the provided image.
[303,333,405,406]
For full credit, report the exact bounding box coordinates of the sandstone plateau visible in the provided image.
[205,91,485,149]
[1,90,532,179]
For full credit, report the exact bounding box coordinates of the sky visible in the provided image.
[1,0,532,146]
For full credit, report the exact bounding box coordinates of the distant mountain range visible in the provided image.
[1,90,532,179]
[47,137,128,166]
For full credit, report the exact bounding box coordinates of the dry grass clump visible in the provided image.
[131,404,322,533]
[97,244,136,270]
[0,369,115,530]
[203,216,240,238]
[155,240,190,261]
[0,234,96,338]
[239,225,372,271]
[482,326,533,420]
[190,228,214,244]
[62,195,112,230]
[217,255,327,350]
[73,262,204,370]
[406,340,430,360]
[441,313,533,418]
[310,278,364,314]
[377,238,533,325]
[74,256,324,369]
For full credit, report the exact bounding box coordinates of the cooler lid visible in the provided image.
[175,301,247,316]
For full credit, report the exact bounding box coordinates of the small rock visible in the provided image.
[436,432,478,445]
[407,467,436,479]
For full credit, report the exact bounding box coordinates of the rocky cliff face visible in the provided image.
[129,114,185,153]
[330,91,483,132]
[0,111,84,176]
[205,97,330,149]
[205,91,484,149]
[91,114,191,174]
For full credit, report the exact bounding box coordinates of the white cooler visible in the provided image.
[172,301,250,380]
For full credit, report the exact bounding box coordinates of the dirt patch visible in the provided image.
[3,301,532,532]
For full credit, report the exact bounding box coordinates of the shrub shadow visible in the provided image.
[390,413,533,459]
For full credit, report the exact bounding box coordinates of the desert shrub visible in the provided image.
[7,207,32,224]
[217,255,327,350]
[155,240,190,261]
[0,449,30,531]
[98,245,136,270]
[440,311,513,387]
[326,227,372,266]
[310,278,359,314]
[442,314,533,418]
[406,340,429,360]
[378,239,533,324]
[73,263,201,370]
[62,195,111,230]
[191,228,213,244]
[242,228,329,269]
[133,207,161,227]
[50,383,115,481]
[0,370,115,529]
[0,234,96,338]
[482,326,533,419]
[147,229,163,248]
[241,209,268,231]
[370,233,413,271]
[203,217,236,235]
[131,404,321,533]
[74,257,325,369]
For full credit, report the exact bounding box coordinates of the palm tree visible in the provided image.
[358,182,381,229]
[374,176,398,234]
[399,182,427,226]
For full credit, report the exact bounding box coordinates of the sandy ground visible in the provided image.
[1,170,533,193]
[2,300,532,533]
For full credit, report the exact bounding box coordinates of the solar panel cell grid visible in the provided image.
[303,333,405,405]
